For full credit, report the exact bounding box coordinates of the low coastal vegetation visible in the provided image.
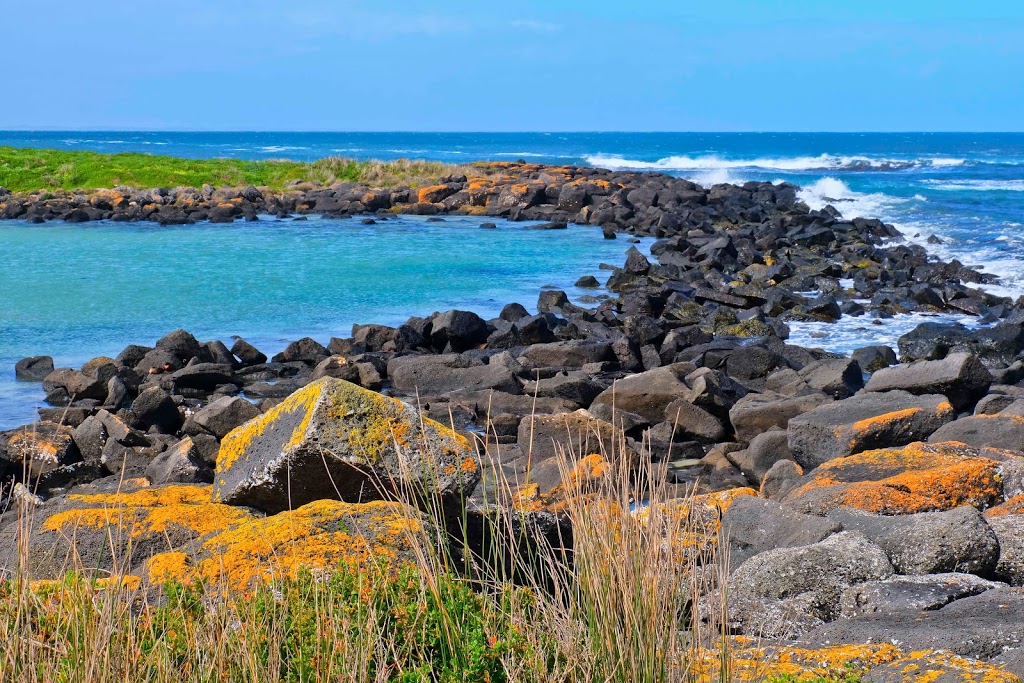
[0,146,481,192]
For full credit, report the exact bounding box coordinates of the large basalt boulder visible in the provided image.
[927,412,1024,451]
[1,483,252,580]
[866,650,1023,683]
[4,421,80,477]
[155,329,203,364]
[865,352,992,411]
[518,409,623,472]
[801,589,1024,660]
[782,441,1011,516]
[840,573,1003,619]
[15,355,54,381]
[787,391,956,469]
[213,378,480,514]
[271,336,330,364]
[146,436,212,484]
[798,358,864,399]
[588,363,693,424]
[516,340,613,369]
[988,515,1024,586]
[387,354,521,395]
[183,395,260,439]
[726,531,894,639]
[729,391,831,442]
[721,495,842,567]
[828,506,1001,576]
[429,309,489,352]
[728,429,795,486]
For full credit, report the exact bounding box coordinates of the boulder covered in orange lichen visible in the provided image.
[214,377,479,514]
[0,482,254,580]
[145,499,431,589]
[787,390,956,469]
[782,441,1011,516]
[691,640,904,683]
[866,650,1022,683]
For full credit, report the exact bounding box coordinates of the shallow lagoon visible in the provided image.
[0,215,651,428]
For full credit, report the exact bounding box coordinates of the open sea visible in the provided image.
[2,131,1023,428]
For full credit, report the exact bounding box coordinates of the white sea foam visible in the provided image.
[921,179,1024,192]
[584,153,968,173]
[796,177,905,220]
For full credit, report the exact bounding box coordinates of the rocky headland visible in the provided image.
[2,162,1024,680]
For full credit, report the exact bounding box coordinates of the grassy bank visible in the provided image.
[0,147,474,193]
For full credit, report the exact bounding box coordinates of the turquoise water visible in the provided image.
[0,215,648,428]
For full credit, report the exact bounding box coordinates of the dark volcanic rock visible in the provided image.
[864,351,992,411]
[15,356,54,381]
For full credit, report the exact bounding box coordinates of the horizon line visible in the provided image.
[4,129,1024,135]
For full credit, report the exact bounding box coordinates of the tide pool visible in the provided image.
[0,215,649,429]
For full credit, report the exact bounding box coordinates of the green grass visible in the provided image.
[0,147,483,193]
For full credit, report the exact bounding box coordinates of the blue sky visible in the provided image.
[4,1,1024,131]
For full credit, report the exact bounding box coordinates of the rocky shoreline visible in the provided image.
[2,163,1024,679]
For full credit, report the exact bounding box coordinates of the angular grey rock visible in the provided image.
[230,337,267,365]
[798,358,864,399]
[865,351,992,411]
[726,531,893,639]
[146,436,212,484]
[522,371,604,407]
[927,413,1024,451]
[840,573,1003,618]
[829,506,1001,576]
[15,356,54,381]
[729,391,831,442]
[214,378,479,514]
[721,495,841,567]
[183,395,260,440]
[429,310,489,352]
[388,354,521,396]
[271,337,330,364]
[727,429,794,486]
[800,589,1024,660]
[788,390,956,469]
[516,340,613,369]
[989,514,1024,586]
[760,459,804,500]
[589,363,695,425]
[851,345,897,373]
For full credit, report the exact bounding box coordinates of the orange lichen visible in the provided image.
[42,485,254,541]
[692,641,904,682]
[416,184,450,203]
[183,499,425,589]
[144,552,191,584]
[872,649,1022,683]
[985,493,1024,518]
[786,441,1004,514]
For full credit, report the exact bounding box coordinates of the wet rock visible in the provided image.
[865,351,992,411]
[230,337,267,366]
[213,378,479,514]
[788,391,956,468]
[15,355,54,381]
[829,506,1001,576]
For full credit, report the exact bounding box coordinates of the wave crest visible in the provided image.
[584,153,967,173]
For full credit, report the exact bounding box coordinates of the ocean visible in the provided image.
[1,131,1022,427]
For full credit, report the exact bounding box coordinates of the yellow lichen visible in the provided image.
[691,639,903,682]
